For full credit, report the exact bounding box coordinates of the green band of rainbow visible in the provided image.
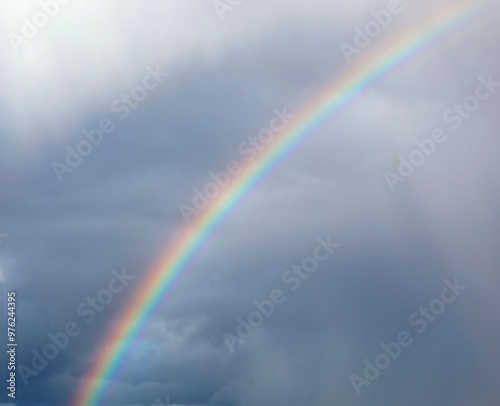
[73,1,498,404]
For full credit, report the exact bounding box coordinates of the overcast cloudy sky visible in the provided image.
[1,0,500,405]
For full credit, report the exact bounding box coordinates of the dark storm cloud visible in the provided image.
[1,0,499,405]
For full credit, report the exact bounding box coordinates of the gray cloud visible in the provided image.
[1,0,499,405]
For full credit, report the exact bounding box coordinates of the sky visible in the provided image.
[1,0,500,405]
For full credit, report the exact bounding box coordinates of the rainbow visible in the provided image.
[73,1,498,404]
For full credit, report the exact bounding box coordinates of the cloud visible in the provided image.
[2,0,500,405]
